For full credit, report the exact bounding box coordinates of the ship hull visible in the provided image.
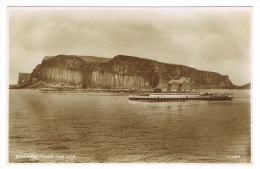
[129,96,233,101]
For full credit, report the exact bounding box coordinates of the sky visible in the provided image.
[9,7,251,86]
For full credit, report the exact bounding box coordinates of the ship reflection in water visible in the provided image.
[9,89,250,163]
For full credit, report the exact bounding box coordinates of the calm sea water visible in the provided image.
[9,89,251,163]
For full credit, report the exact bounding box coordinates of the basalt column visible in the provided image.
[82,70,93,89]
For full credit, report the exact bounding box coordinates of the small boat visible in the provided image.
[129,91,233,101]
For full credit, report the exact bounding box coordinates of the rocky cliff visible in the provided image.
[18,73,31,85]
[26,54,234,89]
[239,83,251,89]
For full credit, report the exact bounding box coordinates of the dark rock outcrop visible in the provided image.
[18,73,31,85]
[30,64,41,82]
[20,54,235,89]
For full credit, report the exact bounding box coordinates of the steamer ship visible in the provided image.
[129,91,233,101]
[129,82,233,101]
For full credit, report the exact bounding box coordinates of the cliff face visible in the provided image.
[27,54,234,89]
[40,55,85,86]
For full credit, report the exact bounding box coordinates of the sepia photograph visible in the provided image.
[8,6,252,164]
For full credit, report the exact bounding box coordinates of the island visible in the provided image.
[10,54,241,91]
